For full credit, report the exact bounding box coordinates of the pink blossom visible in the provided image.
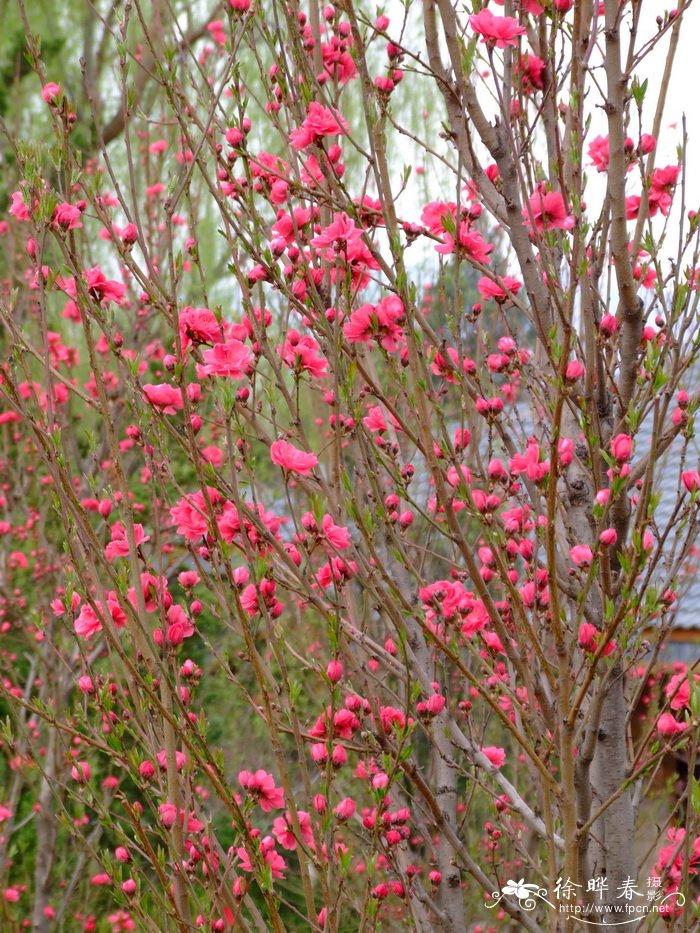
[648,164,681,216]
[158,802,178,827]
[53,202,83,230]
[272,810,314,850]
[165,604,195,644]
[9,190,31,221]
[142,384,184,413]
[481,746,506,768]
[517,51,545,92]
[84,266,127,305]
[344,296,405,351]
[104,522,150,561]
[599,313,619,335]
[682,471,700,493]
[198,340,252,379]
[71,761,91,782]
[524,187,574,232]
[469,9,526,48]
[436,223,493,262]
[170,490,217,540]
[588,135,610,172]
[280,330,328,377]
[74,603,102,639]
[610,433,633,462]
[41,82,62,103]
[509,441,549,482]
[363,405,388,432]
[657,713,687,737]
[321,514,351,550]
[237,836,287,878]
[289,102,348,150]
[570,544,593,567]
[565,360,585,382]
[238,769,285,811]
[270,439,319,475]
[665,672,691,711]
[178,306,224,348]
[477,275,522,302]
[333,797,356,820]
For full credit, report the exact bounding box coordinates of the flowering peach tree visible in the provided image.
[0,0,699,930]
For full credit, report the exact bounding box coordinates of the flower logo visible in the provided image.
[501,879,542,900]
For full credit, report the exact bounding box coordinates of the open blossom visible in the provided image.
[170,490,216,539]
[178,306,224,348]
[143,383,184,413]
[85,266,127,304]
[477,275,522,302]
[657,713,687,737]
[311,213,380,287]
[272,810,314,850]
[280,330,328,377]
[198,339,252,379]
[53,202,83,230]
[509,441,549,482]
[469,9,526,48]
[648,164,680,216]
[238,769,285,811]
[237,836,287,878]
[665,672,694,711]
[524,187,574,232]
[320,514,352,549]
[289,102,348,150]
[104,522,150,561]
[578,623,616,656]
[9,190,31,221]
[588,135,610,172]
[74,603,103,639]
[436,223,493,262]
[517,51,545,92]
[481,746,506,769]
[270,439,318,475]
[343,296,405,351]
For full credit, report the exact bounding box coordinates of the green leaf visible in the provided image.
[631,77,648,107]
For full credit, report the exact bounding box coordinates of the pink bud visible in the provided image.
[326,659,343,683]
[599,528,617,546]
[610,433,632,463]
[682,471,700,493]
[599,313,619,335]
[570,544,593,567]
[565,360,585,382]
[41,82,62,103]
[139,760,155,780]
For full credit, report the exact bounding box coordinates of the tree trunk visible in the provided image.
[588,670,634,908]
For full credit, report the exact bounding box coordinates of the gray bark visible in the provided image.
[588,670,635,907]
